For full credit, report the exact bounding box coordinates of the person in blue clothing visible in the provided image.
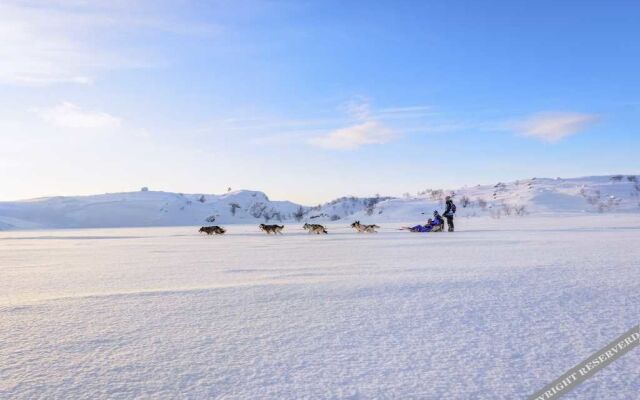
[407,220,433,232]
[402,212,444,232]
[442,196,456,232]
[431,211,445,231]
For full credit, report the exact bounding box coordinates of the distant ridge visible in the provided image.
[0,175,638,230]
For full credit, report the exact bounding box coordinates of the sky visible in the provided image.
[1,0,639,205]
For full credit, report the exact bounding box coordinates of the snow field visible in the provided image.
[1,215,639,399]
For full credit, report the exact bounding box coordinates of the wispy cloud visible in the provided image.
[38,102,121,129]
[375,105,435,120]
[512,112,599,143]
[338,97,434,120]
[341,95,373,120]
[308,121,396,150]
[199,99,601,149]
[308,97,400,150]
[195,96,429,149]
[0,1,217,85]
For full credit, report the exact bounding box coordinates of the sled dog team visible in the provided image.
[199,221,378,235]
[199,197,457,235]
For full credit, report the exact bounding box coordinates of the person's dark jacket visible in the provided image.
[443,200,455,217]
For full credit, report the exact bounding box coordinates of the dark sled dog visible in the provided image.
[199,226,226,235]
[350,221,379,233]
[303,223,328,234]
[259,224,284,234]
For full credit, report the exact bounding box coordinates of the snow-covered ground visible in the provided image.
[1,215,639,399]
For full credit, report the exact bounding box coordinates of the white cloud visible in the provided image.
[514,112,599,143]
[308,121,395,150]
[0,3,123,85]
[0,1,217,85]
[198,97,433,149]
[38,102,121,129]
[306,97,404,150]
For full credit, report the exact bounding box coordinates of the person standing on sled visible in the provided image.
[443,196,456,232]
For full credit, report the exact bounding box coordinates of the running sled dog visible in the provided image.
[259,224,284,234]
[199,226,226,235]
[350,221,379,233]
[303,223,328,234]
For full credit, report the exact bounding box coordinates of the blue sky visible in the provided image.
[1,0,638,204]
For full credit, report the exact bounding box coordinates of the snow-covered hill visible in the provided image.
[0,190,305,230]
[365,175,640,222]
[0,175,639,229]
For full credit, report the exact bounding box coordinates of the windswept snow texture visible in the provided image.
[0,175,639,229]
[1,215,639,399]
